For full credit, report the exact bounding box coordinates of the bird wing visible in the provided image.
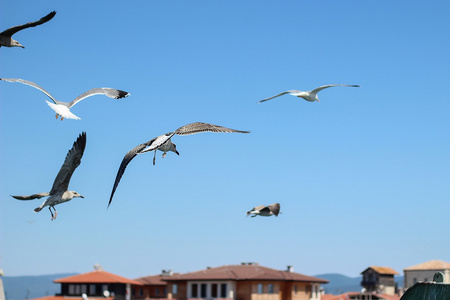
[0,78,59,104]
[174,122,250,136]
[68,88,130,108]
[11,193,50,200]
[49,132,86,194]
[108,141,153,207]
[310,84,360,94]
[0,11,56,37]
[249,205,265,212]
[257,90,300,103]
[268,203,281,216]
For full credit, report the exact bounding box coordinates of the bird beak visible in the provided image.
[80,195,85,198]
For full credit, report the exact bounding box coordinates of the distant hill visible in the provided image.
[2,273,77,300]
[315,273,404,295]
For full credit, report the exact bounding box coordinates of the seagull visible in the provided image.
[108,122,250,207]
[0,78,130,120]
[11,132,86,220]
[258,84,359,103]
[0,11,56,48]
[247,203,281,217]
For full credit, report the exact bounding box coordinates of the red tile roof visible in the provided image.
[31,297,114,300]
[54,270,142,285]
[164,264,328,283]
[135,273,179,285]
[362,266,399,275]
[322,292,399,300]
[404,260,450,271]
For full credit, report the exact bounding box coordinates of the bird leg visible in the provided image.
[153,151,156,165]
[49,206,55,221]
[61,117,64,121]
[55,114,58,119]
[162,152,167,158]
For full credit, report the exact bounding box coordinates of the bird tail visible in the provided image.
[46,101,81,120]
[34,206,43,212]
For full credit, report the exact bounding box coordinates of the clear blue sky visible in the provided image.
[1,0,449,280]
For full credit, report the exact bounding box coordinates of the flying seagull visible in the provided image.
[0,11,56,48]
[108,122,250,207]
[247,203,281,217]
[258,84,359,103]
[11,132,86,220]
[0,78,130,120]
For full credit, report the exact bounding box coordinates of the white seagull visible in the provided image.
[247,203,281,217]
[258,84,359,103]
[0,78,130,120]
[108,122,250,207]
[0,11,56,48]
[11,132,86,220]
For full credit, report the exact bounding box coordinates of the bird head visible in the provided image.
[72,191,84,198]
[12,40,25,48]
[172,143,180,156]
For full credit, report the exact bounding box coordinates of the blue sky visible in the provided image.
[1,0,449,280]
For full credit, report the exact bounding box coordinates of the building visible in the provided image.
[30,266,143,300]
[360,266,398,295]
[163,263,329,300]
[133,270,175,299]
[403,260,450,289]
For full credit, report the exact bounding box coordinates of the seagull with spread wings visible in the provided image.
[258,84,359,103]
[108,122,250,207]
[11,132,86,220]
[1,78,130,120]
[247,203,281,217]
[0,11,56,48]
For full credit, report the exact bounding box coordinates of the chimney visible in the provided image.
[287,265,294,272]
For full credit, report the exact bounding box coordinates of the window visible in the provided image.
[211,283,218,298]
[69,284,75,295]
[192,283,198,297]
[90,284,96,294]
[257,283,263,294]
[172,283,178,295]
[139,288,144,297]
[294,285,297,294]
[201,284,207,298]
[220,283,227,298]
[102,284,109,292]
[268,284,274,294]
[155,287,160,296]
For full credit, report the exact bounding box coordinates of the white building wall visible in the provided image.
[404,269,450,289]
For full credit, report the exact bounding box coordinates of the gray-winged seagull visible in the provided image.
[0,11,56,48]
[258,84,359,103]
[108,122,250,207]
[11,132,86,220]
[247,203,281,217]
[0,78,130,120]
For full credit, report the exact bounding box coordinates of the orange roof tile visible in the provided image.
[363,266,399,275]
[404,260,450,271]
[30,297,114,300]
[322,292,399,300]
[54,270,142,285]
[135,273,178,285]
[164,264,328,283]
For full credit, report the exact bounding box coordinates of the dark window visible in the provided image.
[268,284,274,294]
[211,284,218,298]
[201,283,207,298]
[257,283,263,294]
[221,283,227,298]
[155,287,160,296]
[192,284,198,297]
